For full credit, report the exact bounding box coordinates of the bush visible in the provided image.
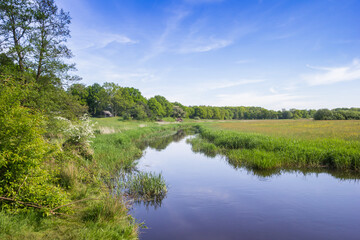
[55,114,96,145]
[0,76,70,214]
[314,109,334,120]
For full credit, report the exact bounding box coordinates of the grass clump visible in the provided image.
[125,172,167,202]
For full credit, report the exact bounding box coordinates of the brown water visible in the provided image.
[131,135,360,240]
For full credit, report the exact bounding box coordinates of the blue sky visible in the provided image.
[57,0,360,110]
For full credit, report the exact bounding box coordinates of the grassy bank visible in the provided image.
[190,121,360,172]
[0,118,191,240]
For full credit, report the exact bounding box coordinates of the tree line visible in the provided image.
[68,82,360,121]
[69,82,322,120]
[314,108,360,120]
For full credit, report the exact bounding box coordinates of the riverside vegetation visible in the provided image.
[188,121,360,174]
[0,111,190,239]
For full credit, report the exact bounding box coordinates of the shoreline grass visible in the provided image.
[191,124,360,172]
[121,172,167,203]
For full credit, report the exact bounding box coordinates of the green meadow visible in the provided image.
[189,120,360,172]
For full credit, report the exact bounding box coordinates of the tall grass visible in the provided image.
[124,172,167,201]
[0,198,137,240]
[194,125,360,171]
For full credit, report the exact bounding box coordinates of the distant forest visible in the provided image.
[69,82,360,121]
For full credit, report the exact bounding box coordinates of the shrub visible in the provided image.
[55,114,96,145]
[0,77,70,214]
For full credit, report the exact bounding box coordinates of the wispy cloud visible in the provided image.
[70,30,137,51]
[302,59,360,86]
[141,9,190,61]
[178,38,232,53]
[204,79,264,90]
[267,32,297,41]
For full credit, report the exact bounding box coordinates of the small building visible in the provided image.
[102,110,113,117]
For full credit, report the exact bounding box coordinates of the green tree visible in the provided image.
[148,97,165,118]
[68,83,88,106]
[86,83,108,116]
[314,109,334,120]
[32,0,75,83]
[172,105,186,118]
[154,95,173,117]
[130,102,151,120]
[0,0,33,71]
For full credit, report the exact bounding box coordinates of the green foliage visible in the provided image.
[154,95,173,116]
[148,97,165,118]
[0,0,33,71]
[314,108,360,120]
[172,105,186,118]
[86,83,109,116]
[68,83,89,106]
[0,76,69,213]
[129,102,151,120]
[26,81,87,119]
[314,109,334,120]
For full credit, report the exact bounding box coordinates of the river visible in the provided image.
[130,135,360,240]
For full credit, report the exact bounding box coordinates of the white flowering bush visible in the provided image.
[55,114,96,145]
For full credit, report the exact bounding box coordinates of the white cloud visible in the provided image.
[303,59,360,86]
[70,30,137,51]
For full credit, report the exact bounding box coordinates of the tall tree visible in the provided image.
[32,0,73,83]
[148,97,165,118]
[0,0,33,71]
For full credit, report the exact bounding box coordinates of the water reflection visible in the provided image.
[188,137,360,181]
[131,135,360,240]
[138,129,189,151]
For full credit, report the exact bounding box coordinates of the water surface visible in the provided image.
[131,136,360,240]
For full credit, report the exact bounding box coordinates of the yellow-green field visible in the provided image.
[211,120,360,141]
